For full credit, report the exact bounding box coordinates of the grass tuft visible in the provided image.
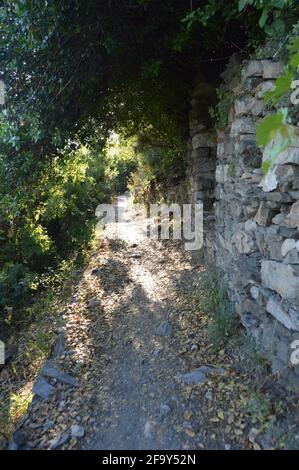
[195,270,239,346]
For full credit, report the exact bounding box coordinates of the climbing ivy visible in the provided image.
[238,0,295,37]
[256,35,299,172]
[209,88,234,130]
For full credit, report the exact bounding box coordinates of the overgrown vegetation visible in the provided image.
[0,136,126,325]
[1,0,299,450]
[0,0,298,326]
[129,135,187,204]
[256,33,299,172]
[0,240,89,439]
[209,88,234,130]
[195,271,239,347]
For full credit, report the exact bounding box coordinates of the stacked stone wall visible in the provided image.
[188,55,299,386]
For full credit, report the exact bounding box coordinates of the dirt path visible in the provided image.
[13,194,299,450]
[82,194,205,449]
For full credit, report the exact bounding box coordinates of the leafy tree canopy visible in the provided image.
[1,0,298,314]
[0,0,265,160]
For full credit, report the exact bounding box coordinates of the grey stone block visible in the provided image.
[32,376,55,400]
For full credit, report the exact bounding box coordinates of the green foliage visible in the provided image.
[182,0,242,32]
[0,1,196,315]
[128,135,186,204]
[256,32,299,172]
[209,88,233,129]
[195,272,239,346]
[256,108,290,146]
[0,263,36,309]
[228,162,237,177]
[1,0,299,314]
[243,334,270,369]
[238,0,296,37]
[0,139,109,312]
[264,70,293,104]
[247,392,272,421]
[103,134,138,195]
[257,109,296,173]
[207,301,239,345]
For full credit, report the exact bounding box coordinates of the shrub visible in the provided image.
[196,271,239,346]
[0,263,36,310]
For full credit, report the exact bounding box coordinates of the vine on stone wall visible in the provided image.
[257,35,299,172]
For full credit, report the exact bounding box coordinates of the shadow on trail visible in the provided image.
[82,237,203,450]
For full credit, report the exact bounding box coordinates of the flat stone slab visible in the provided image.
[41,360,79,387]
[52,333,65,357]
[176,366,225,385]
[197,365,225,375]
[157,321,173,337]
[32,376,55,400]
[176,369,208,384]
[48,431,70,450]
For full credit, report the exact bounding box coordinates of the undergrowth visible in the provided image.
[0,239,93,444]
[195,270,239,347]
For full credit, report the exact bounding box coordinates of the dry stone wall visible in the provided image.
[188,55,299,386]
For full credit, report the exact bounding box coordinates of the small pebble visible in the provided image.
[71,424,85,439]
[160,404,171,416]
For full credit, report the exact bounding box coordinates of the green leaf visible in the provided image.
[256,112,286,146]
[257,109,296,172]
[290,52,299,70]
[289,37,299,54]
[259,10,269,29]
[264,70,293,103]
[238,0,253,12]
[262,160,271,175]
[270,18,285,36]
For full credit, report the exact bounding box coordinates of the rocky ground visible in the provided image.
[2,195,299,450]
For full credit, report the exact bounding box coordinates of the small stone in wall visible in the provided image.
[230,118,256,136]
[281,239,299,258]
[263,138,299,165]
[192,132,216,149]
[272,201,299,230]
[259,168,278,192]
[250,285,266,305]
[234,229,257,255]
[254,202,273,227]
[243,200,260,219]
[244,219,257,235]
[289,308,299,331]
[235,96,264,117]
[266,298,298,331]
[240,170,260,184]
[241,60,263,79]
[285,200,299,230]
[260,164,299,193]
[261,260,299,304]
[255,80,275,99]
[261,60,283,79]
[215,164,229,184]
[284,249,299,265]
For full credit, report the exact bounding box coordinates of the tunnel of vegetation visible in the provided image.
[0,0,298,332]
